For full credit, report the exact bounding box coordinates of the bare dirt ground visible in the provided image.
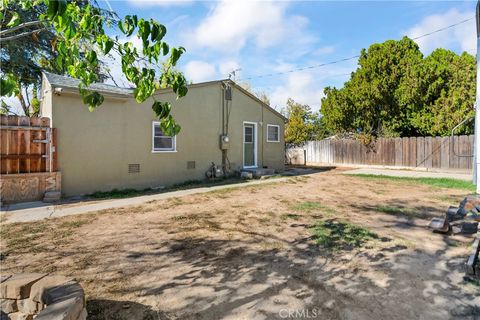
[1,168,479,320]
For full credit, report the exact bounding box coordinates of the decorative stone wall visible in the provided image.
[0,273,86,320]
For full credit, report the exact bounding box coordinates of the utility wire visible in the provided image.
[239,16,474,82]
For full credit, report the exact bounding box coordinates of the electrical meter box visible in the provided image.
[220,135,230,150]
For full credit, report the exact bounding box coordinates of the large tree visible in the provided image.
[0,0,187,135]
[321,37,475,138]
[284,98,327,146]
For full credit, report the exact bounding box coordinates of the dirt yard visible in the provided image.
[1,168,479,319]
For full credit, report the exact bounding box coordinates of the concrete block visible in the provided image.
[30,276,73,303]
[43,191,61,203]
[0,274,46,299]
[35,296,83,320]
[16,299,39,314]
[7,312,33,320]
[0,298,17,313]
[42,281,84,306]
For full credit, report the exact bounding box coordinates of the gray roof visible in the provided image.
[44,72,133,96]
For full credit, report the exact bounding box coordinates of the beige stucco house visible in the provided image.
[40,73,286,196]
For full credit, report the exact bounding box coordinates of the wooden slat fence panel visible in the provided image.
[294,135,474,171]
[0,115,57,174]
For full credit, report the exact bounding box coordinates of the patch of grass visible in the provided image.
[350,174,475,192]
[291,201,337,217]
[89,188,150,199]
[89,178,248,200]
[311,220,378,251]
[374,205,429,219]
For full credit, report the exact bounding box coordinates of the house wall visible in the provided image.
[43,82,284,196]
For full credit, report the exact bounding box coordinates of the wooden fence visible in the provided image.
[287,135,474,171]
[0,115,57,174]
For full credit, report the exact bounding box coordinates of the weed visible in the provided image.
[311,220,378,250]
[350,174,475,192]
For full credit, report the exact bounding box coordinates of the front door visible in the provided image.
[243,123,256,168]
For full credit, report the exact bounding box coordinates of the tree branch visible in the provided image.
[0,28,47,43]
[0,20,44,36]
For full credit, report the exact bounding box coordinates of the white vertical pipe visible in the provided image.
[475,1,480,193]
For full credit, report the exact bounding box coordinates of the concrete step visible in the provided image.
[43,191,61,203]
[241,168,275,178]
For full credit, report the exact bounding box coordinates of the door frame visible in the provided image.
[243,121,258,169]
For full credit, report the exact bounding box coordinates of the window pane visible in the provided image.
[154,125,164,137]
[245,126,254,143]
[268,126,279,141]
[154,137,173,149]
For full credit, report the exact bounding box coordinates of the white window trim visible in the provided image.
[243,121,258,169]
[152,121,177,153]
[266,124,280,142]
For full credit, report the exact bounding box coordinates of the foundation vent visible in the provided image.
[187,161,196,169]
[128,163,140,174]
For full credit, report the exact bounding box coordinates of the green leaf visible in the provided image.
[6,12,20,27]
[47,0,59,18]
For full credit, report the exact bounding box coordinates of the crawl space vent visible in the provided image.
[187,161,196,169]
[128,163,140,174]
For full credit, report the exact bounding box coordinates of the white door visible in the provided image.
[243,122,257,168]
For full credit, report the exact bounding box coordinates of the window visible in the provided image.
[267,124,280,142]
[152,122,176,152]
[244,126,254,143]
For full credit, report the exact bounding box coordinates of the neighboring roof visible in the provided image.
[43,72,133,97]
[43,72,287,121]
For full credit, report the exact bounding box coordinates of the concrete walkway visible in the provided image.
[0,178,288,224]
[343,168,472,181]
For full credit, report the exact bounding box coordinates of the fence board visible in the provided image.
[0,115,56,174]
[288,135,474,171]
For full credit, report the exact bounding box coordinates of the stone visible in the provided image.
[7,312,33,320]
[16,299,39,314]
[42,281,84,306]
[240,172,253,179]
[76,308,87,320]
[29,276,73,303]
[0,298,17,313]
[0,276,11,284]
[0,274,46,299]
[43,191,61,203]
[35,296,83,320]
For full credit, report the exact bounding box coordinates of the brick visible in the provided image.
[7,312,33,320]
[0,298,17,313]
[16,299,40,314]
[0,274,46,299]
[29,276,73,303]
[35,296,83,320]
[41,281,84,306]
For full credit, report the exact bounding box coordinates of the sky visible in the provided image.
[7,0,478,114]
[97,0,476,112]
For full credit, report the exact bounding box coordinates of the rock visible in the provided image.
[0,274,46,300]
[0,276,11,284]
[41,281,84,306]
[240,172,253,179]
[16,299,40,314]
[30,276,73,303]
[7,312,33,320]
[76,308,87,320]
[0,298,17,313]
[35,296,83,320]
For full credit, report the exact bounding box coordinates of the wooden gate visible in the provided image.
[0,115,57,174]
